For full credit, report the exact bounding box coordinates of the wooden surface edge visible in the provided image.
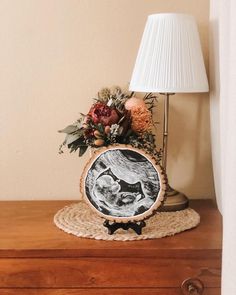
[0,288,221,295]
[0,248,222,259]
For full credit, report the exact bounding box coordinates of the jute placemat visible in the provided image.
[54,201,200,241]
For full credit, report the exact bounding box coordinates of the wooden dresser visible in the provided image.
[0,200,222,294]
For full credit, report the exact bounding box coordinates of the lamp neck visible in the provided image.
[161,93,175,171]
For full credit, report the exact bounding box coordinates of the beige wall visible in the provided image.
[0,0,214,200]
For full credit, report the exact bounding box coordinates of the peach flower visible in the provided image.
[125,97,146,111]
[130,105,152,133]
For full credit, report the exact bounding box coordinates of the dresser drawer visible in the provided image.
[0,257,221,288]
[0,288,220,295]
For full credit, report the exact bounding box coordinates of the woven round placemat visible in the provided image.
[54,201,200,241]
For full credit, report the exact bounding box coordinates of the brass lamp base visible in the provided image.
[159,186,189,212]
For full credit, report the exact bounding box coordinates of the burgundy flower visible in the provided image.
[88,103,119,126]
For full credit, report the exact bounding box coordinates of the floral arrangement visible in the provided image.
[59,86,161,163]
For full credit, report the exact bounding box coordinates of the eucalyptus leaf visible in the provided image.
[66,133,82,145]
[97,124,104,133]
[58,125,79,134]
[69,145,80,153]
[79,145,88,157]
[68,136,86,149]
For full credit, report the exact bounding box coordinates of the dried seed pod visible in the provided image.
[94,139,105,146]
[105,126,111,134]
[94,130,102,138]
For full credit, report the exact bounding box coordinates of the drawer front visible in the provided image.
[0,288,220,295]
[0,258,221,288]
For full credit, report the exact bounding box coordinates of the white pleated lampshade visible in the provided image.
[129,13,209,93]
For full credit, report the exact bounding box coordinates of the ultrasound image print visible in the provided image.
[85,148,161,218]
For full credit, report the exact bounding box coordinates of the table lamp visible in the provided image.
[129,13,209,211]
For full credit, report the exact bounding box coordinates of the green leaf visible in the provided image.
[124,129,133,138]
[66,133,82,145]
[79,145,88,157]
[97,124,104,133]
[58,125,79,134]
[69,145,80,153]
[67,136,85,148]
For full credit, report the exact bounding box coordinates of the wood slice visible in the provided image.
[80,145,167,223]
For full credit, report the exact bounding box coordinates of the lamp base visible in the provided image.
[159,185,189,212]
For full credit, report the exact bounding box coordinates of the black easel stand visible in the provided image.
[103,220,146,235]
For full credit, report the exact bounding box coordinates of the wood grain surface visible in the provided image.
[0,288,220,295]
[0,199,222,294]
[0,257,221,288]
[0,200,222,258]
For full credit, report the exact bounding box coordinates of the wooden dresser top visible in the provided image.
[0,199,222,258]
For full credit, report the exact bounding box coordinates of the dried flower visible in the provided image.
[98,87,111,101]
[110,124,120,136]
[125,97,146,111]
[130,105,152,133]
[88,103,119,126]
[84,128,94,139]
[107,124,121,143]
[59,85,160,160]
[110,85,122,96]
